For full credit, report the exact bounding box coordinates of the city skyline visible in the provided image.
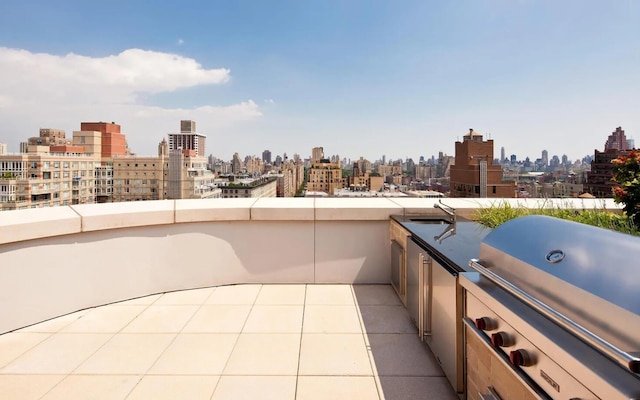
[0,1,638,161]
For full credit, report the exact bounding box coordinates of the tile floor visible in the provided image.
[0,284,458,400]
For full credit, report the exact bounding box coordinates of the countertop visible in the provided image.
[391,215,490,273]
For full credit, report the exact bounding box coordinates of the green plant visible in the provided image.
[612,150,640,226]
[475,201,639,236]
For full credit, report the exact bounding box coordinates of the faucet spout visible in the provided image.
[434,199,456,223]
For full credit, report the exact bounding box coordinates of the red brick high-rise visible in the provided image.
[604,127,629,151]
[449,129,515,198]
[80,122,128,158]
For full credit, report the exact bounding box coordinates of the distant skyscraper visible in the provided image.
[541,150,549,167]
[382,155,386,165]
[0,143,7,155]
[312,147,324,163]
[232,152,242,173]
[262,150,272,164]
[628,138,635,149]
[168,120,206,156]
[500,147,505,163]
[604,127,629,151]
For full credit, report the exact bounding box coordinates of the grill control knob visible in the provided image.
[490,332,511,347]
[475,317,494,331]
[510,349,533,367]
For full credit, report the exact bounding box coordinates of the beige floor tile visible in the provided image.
[154,287,214,305]
[303,305,362,333]
[242,305,303,333]
[182,305,251,333]
[254,284,306,305]
[224,333,300,375]
[378,376,458,400]
[148,333,238,375]
[126,375,219,400]
[41,375,141,400]
[305,285,355,305]
[358,306,417,334]
[212,376,296,400]
[352,285,402,306]
[1,333,113,374]
[18,309,89,333]
[121,305,198,333]
[299,333,372,376]
[0,332,51,368]
[61,305,147,333]
[206,285,261,305]
[296,376,379,400]
[0,375,65,400]
[75,333,175,374]
[367,334,444,377]
[113,294,161,306]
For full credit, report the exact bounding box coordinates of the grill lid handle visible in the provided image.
[468,258,640,374]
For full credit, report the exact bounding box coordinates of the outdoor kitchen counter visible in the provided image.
[391,215,490,273]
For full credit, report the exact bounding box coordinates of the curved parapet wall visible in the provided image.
[0,197,619,334]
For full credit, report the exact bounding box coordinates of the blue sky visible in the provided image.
[0,1,638,162]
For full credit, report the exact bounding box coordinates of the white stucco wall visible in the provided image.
[0,197,619,333]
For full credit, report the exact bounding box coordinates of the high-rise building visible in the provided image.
[231,152,243,173]
[312,147,324,163]
[604,127,629,151]
[80,122,128,158]
[500,147,505,163]
[72,131,102,156]
[627,138,635,149]
[168,120,207,157]
[0,143,7,155]
[307,147,343,195]
[449,129,515,198]
[0,151,100,209]
[541,150,549,167]
[585,127,632,198]
[262,150,272,164]
[166,150,217,200]
[27,129,69,147]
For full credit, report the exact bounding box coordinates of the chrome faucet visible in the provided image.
[434,199,456,224]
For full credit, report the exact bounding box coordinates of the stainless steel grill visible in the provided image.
[462,215,640,400]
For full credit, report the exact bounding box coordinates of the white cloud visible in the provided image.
[0,47,262,156]
[177,38,185,45]
[0,47,230,102]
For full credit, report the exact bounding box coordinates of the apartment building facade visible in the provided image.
[307,147,343,195]
[0,120,220,209]
[168,120,207,157]
[449,129,515,198]
[219,177,277,198]
[0,152,99,210]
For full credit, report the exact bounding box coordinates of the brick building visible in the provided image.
[449,129,514,198]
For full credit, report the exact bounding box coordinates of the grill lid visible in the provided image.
[478,215,640,364]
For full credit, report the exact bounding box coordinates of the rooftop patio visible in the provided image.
[0,198,621,399]
[0,284,457,400]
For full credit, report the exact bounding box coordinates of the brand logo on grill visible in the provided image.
[545,249,565,264]
[540,369,560,392]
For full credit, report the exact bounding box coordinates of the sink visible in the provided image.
[408,217,451,224]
